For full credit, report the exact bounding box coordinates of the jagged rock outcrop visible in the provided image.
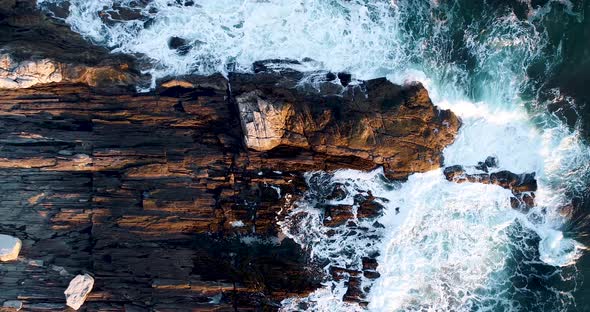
[443,161,537,211]
[0,2,461,310]
[231,69,460,180]
[0,0,141,91]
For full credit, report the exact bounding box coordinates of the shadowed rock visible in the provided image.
[443,165,537,193]
[443,163,537,211]
[232,66,460,180]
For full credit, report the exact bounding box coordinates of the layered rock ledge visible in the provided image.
[0,66,459,310]
[0,2,460,310]
[443,158,538,211]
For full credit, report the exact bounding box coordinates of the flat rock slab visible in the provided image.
[2,300,23,311]
[0,234,21,262]
[64,274,94,310]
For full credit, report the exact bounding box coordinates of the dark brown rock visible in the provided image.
[231,69,460,180]
[444,163,537,212]
[0,4,461,310]
[444,165,537,193]
[168,36,191,56]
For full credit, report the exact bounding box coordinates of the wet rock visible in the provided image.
[168,36,192,56]
[232,69,460,179]
[2,300,22,311]
[443,165,465,180]
[0,234,21,262]
[363,270,381,279]
[252,59,303,73]
[362,257,378,271]
[510,193,536,211]
[326,72,337,81]
[475,156,498,172]
[64,274,94,310]
[338,72,352,86]
[329,266,361,282]
[444,165,537,193]
[357,197,385,219]
[490,171,537,193]
[326,183,347,201]
[0,7,461,308]
[323,205,354,227]
[343,276,367,305]
[445,163,537,212]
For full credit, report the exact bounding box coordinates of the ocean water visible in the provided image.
[37,0,590,310]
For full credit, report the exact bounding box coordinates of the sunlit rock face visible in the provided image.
[232,68,460,180]
[0,53,137,90]
[0,2,463,310]
[0,234,21,262]
[0,54,63,88]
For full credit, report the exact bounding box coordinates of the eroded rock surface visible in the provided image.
[0,2,461,310]
[0,67,459,310]
[64,274,94,310]
[444,161,537,211]
[232,70,460,180]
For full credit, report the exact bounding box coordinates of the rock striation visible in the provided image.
[0,2,460,310]
[0,65,459,310]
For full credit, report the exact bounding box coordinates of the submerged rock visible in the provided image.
[168,36,192,55]
[64,274,94,310]
[0,234,21,262]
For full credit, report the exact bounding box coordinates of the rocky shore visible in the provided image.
[0,1,460,311]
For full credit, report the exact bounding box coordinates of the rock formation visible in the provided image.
[0,234,21,262]
[443,160,537,211]
[2,300,22,311]
[231,68,459,180]
[64,274,94,310]
[0,2,461,310]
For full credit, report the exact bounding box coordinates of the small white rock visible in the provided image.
[64,274,94,310]
[28,259,44,267]
[2,300,23,311]
[0,234,22,261]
